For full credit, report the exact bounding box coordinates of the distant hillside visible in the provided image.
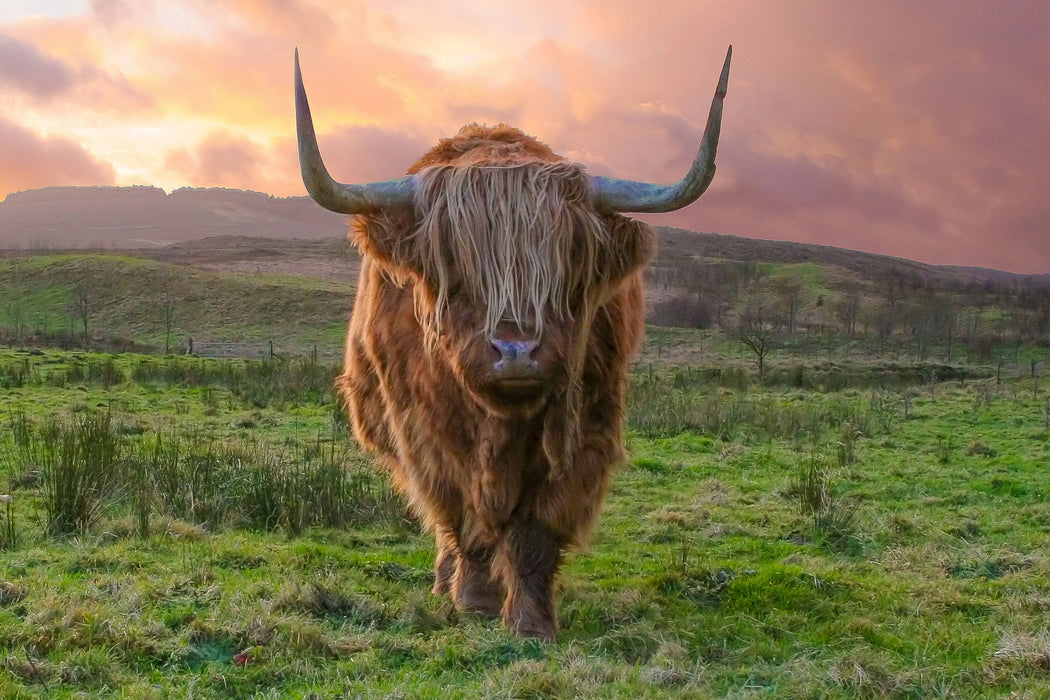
[654,227,1050,291]
[0,236,1047,359]
[0,186,347,249]
[3,185,1046,287]
[0,253,354,356]
[2,186,1047,355]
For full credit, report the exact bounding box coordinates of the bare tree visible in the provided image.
[835,290,861,337]
[941,307,959,362]
[71,281,92,348]
[772,273,806,335]
[9,300,26,348]
[913,316,934,362]
[725,306,780,380]
[161,294,178,354]
[865,301,899,357]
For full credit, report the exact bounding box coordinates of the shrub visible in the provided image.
[790,456,859,548]
[128,432,410,534]
[0,494,15,549]
[38,413,123,536]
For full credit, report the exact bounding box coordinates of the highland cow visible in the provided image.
[295,47,731,640]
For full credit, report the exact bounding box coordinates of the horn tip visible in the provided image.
[717,46,732,96]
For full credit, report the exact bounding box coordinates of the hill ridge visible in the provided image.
[656,227,1050,289]
[2,186,1047,289]
[0,185,346,250]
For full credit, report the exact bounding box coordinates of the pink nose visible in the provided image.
[490,338,539,375]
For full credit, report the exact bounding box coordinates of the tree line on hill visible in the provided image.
[645,255,1049,376]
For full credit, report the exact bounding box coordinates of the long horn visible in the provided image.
[591,45,731,214]
[295,49,415,214]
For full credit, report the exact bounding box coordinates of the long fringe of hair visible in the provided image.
[409,160,610,344]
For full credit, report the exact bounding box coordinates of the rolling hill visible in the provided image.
[4,185,1046,288]
[1,186,1047,357]
[0,186,346,249]
[0,252,355,357]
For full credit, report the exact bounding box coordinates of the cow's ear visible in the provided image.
[350,213,422,277]
[604,215,656,283]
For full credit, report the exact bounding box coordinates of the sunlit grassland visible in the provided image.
[0,255,352,356]
[1,346,1049,698]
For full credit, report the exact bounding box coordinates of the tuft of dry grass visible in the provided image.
[789,457,860,547]
[993,631,1050,669]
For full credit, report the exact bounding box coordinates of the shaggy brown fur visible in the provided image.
[337,123,654,640]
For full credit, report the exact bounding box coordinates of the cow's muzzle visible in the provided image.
[482,335,552,408]
[490,338,539,378]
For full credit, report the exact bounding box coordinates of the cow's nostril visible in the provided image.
[490,338,539,362]
[489,337,540,376]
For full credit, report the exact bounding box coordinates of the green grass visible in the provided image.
[0,346,1048,697]
[0,254,353,356]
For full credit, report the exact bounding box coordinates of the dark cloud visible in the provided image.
[0,115,115,196]
[0,32,74,99]
[0,29,150,112]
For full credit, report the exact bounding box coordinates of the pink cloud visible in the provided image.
[0,24,151,113]
[310,124,438,182]
[0,31,74,99]
[206,0,337,37]
[0,115,115,196]
[572,2,1050,272]
[165,131,268,187]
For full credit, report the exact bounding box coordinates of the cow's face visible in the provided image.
[358,159,653,416]
[428,283,574,417]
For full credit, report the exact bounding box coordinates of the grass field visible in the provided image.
[0,254,354,357]
[1,344,1049,698]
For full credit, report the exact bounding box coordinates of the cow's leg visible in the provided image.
[432,525,458,595]
[452,545,503,616]
[495,517,563,641]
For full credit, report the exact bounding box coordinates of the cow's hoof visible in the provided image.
[511,620,557,643]
[453,574,503,617]
[503,607,557,642]
[453,591,501,617]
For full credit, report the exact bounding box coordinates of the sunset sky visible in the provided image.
[1,1,1047,273]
